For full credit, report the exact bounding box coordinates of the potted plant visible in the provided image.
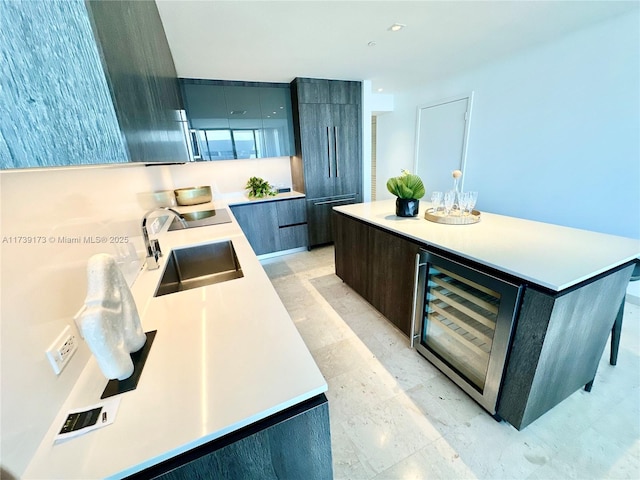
[386,169,426,217]
[245,176,277,199]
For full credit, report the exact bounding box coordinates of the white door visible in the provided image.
[415,94,473,195]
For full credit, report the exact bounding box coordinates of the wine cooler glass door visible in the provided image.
[416,251,522,414]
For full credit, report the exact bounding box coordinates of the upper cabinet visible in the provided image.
[0,0,188,169]
[85,0,188,165]
[180,79,295,160]
[294,78,361,105]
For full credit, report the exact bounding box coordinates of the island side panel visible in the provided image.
[333,211,371,300]
[499,264,634,430]
[333,211,422,337]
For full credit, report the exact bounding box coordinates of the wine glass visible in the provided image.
[467,191,478,214]
[457,191,469,216]
[431,191,443,214]
[444,190,455,216]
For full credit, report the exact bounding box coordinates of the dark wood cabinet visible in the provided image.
[86,0,188,164]
[230,202,280,255]
[130,395,333,480]
[0,0,187,169]
[333,211,421,335]
[333,210,370,299]
[291,78,362,247]
[309,195,358,249]
[231,198,308,255]
[333,209,637,430]
[295,78,361,105]
[369,226,422,335]
[498,264,634,429]
[276,197,309,250]
[296,103,334,198]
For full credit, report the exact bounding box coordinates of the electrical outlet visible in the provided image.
[46,325,78,375]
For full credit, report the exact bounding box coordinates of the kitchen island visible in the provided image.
[23,205,330,479]
[333,200,639,429]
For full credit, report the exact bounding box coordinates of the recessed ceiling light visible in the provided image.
[368,41,377,47]
[377,88,384,92]
[389,23,406,32]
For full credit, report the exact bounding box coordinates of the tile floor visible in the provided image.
[262,246,640,480]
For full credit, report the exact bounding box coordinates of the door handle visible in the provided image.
[334,126,339,177]
[410,253,427,348]
[326,126,332,178]
[313,197,356,206]
[190,130,202,160]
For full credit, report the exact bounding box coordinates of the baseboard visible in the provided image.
[258,247,307,262]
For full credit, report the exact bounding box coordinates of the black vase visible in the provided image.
[395,198,419,217]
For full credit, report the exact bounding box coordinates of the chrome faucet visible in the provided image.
[141,207,187,270]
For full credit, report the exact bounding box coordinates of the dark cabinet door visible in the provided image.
[295,78,331,104]
[296,78,360,105]
[260,87,295,157]
[276,198,307,226]
[181,83,230,130]
[298,103,361,200]
[292,78,362,246]
[277,198,308,250]
[225,86,263,159]
[369,227,421,336]
[329,80,361,104]
[230,202,280,255]
[298,103,335,198]
[232,198,309,254]
[181,80,295,159]
[332,103,361,198]
[333,212,370,299]
[307,196,357,247]
[279,224,308,250]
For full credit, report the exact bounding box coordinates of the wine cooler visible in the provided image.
[411,250,522,414]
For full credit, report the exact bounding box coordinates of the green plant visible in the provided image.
[245,176,277,199]
[386,170,425,199]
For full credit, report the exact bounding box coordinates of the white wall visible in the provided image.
[376,11,640,240]
[0,157,291,477]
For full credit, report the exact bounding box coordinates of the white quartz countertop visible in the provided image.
[218,190,305,206]
[334,200,640,291]
[24,206,326,479]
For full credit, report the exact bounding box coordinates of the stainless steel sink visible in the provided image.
[154,240,243,297]
[167,208,232,231]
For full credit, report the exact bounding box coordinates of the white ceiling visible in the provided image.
[156,0,639,93]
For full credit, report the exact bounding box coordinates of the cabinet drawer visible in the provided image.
[279,224,308,250]
[276,198,307,226]
[307,195,357,246]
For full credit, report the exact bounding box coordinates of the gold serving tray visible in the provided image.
[424,208,481,225]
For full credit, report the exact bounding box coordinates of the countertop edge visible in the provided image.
[333,201,640,292]
[23,206,326,479]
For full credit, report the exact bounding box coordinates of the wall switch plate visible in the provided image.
[46,325,78,375]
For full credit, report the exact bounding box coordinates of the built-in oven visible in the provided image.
[411,249,523,415]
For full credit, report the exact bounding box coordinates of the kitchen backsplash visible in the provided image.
[0,156,292,477]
